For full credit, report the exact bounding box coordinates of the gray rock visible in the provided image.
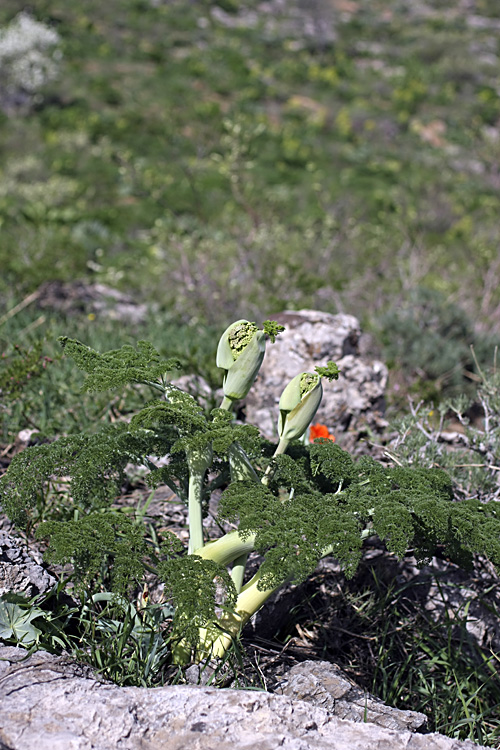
[36,280,148,324]
[210,0,337,49]
[274,660,427,732]
[171,373,217,411]
[0,647,491,750]
[245,310,388,448]
[0,530,55,598]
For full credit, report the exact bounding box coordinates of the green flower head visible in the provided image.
[216,320,266,402]
[278,371,323,441]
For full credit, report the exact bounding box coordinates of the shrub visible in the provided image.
[0,12,61,112]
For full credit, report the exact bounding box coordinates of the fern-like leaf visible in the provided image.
[159,554,236,650]
[59,337,181,392]
[37,511,148,594]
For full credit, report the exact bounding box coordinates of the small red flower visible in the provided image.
[309,423,335,442]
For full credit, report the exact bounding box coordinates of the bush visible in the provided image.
[378,287,499,399]
[0,13,61,112]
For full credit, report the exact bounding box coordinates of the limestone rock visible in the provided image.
[0,647,491,750]
[274,660,427,732]
[36,280,148,324]
[244,310,388,449]
[0,530,55,598]
[210,0,337,49]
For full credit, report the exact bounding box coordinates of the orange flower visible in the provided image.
[309,423,335,442]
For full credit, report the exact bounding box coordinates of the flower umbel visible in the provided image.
[216,320,266,405]
[278,371,323,442]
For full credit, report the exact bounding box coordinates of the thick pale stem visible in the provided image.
[230,553,247,593]
[201,568,282,659]
[262,437,289,485]
[186,443,213,554]
[186,391,233,557]
[185,409,293,660]
[220,395,233,411]
[195,530,256,566]
[188,472,205,554]
[172,533,258,665]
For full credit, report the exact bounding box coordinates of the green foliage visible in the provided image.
[370,583,500,746]
[315,362,340,382]
[131,396,207,440]
[379,287,499,399]
[59,337,182,392]
[268,450,312,494]
[0,586,176,687]
[287,565,500,747]
[0,585,81,654]
[4,337,500,657]
[0,597,44,645]
[388,365,500,504]
[217,441,500,590]
[159,554,236,651]
[262,320,285,343]
[308,440,356,489]
[0,342,49,398]
[256,491,363,587]
[0,307,219,444]
[73,592,174,687]
[1,0,500,343]
[37,512,148,595]
[1,0,500,735]
[0,425,154,525]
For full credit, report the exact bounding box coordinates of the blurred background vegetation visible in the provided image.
[1,0,500,429]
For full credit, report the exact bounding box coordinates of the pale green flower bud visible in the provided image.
[278,371,323,441]
[216,320,266,402]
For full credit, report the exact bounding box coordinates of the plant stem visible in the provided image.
[230,553,247,593]
[187,471,205,554]
[193,402,291,646]
[199,568,282,659]
[195,530,256,566]
[220,395,233,411]
[186,443,213,554]
[262,437,289,485]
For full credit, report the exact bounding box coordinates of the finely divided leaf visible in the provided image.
[37,512,148,594]
[59,337,181,392]
[159,555,236,648]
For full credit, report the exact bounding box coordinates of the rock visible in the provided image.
[210,0,337,49]
[171,373,217,411]
[0,647,491,750]
[245,310,388,449]
[274,660,427,732]
[36,280,148,324]
[0,531,55,598]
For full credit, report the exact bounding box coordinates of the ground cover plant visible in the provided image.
[1,319,500,747]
